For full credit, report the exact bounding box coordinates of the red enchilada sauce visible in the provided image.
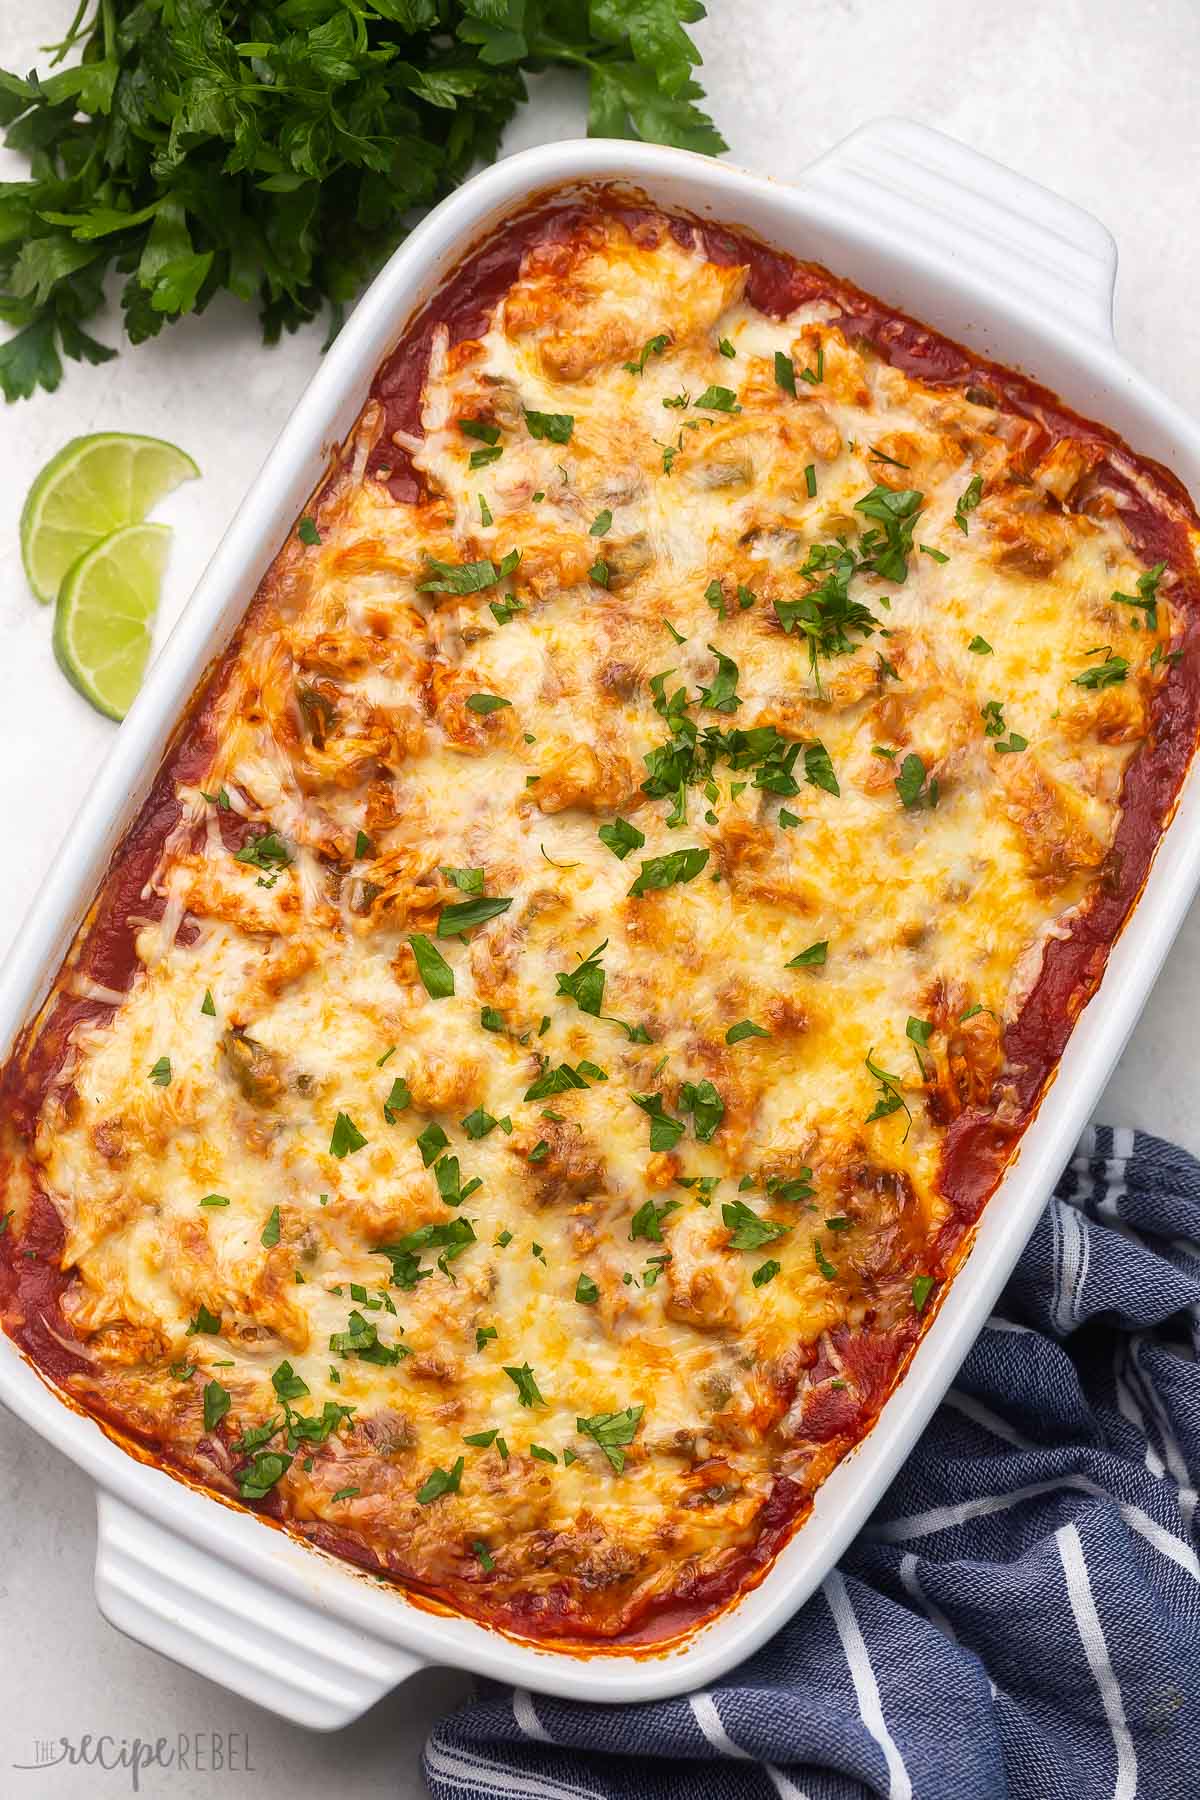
[3,189,1199,1650]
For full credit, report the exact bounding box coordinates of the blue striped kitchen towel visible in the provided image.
[424,1127,1200,1800]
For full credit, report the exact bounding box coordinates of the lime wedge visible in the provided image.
[21,432,198,604]
[53,522,173,721]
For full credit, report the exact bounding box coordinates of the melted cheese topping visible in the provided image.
[12,208,1189,1638]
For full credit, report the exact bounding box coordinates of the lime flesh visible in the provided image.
[53,522,173,721]
[21,432,198,604]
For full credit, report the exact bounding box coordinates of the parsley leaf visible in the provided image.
[524,409,574,443]
[598,817,645,860]
[722,1199,789,1250]
[726,1019,769,1044]
[556,941,607,1017]
[787,940,828,968]
[628,847,709,897]
[576,1405,644,1473]
[504,1362,545,1408]
[694,385,740,412]
[417,1458,464,1505]
[0,12,723,407]
[437,895,512,936]
[954,474,985,533]
[409,934,455,998]
[329,1113,367,1158]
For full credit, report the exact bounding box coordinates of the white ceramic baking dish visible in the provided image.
[3,116,1200,1730]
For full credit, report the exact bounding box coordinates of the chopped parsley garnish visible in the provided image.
[437,894,512,937]
[805,463,817,498]
[355,829,374,859]
[718,336,736,358]
[774,545,879,683]
[1073,652,1129,689]
[787,940,828,968]
[329,1112,367,1158]
[895,752,937,810]
[434,1154,481,1209]
[298,516,321,546]
[461,1105,498,1140]
[774,350,797,396]
[465,692,512,715]
[272,1359,310,1401]
[528,1140,550,1162]
[409,934,455,998]
[261,1205,282,1247]
[628,846,709,897]
[589,508,613,537]
[416,1121,450,1167]
[722,1199,789,1250]
[804,741,839,796]
[588,558,610,587]
[383,1077,412,1123]
[476,1325,498,1350]
[679,1078,724,1141]
[330,1310,407,1365]
[865,1050,912,1141]
[524,1061,591,1101]
[417,1458,464,1504]
[576,1406,644,1473]
[778,808,801,829]
[799,343,824,386]
[239,1451,293,1501]
[504,1363,545,1408]
[575,1273,600,1304]
[630,1094,685,1152]
[869,446,910,470]
[419,550,520,595]
[912,1274,936,1313]
[199,1194,230,1208]
[473,1541,496,1571]
[148,1056,171,1085]
[624,333,669,375]
[854,485,925,582]
[187,1304,222,1337]
[907,1015,934,1077]
[529,1444,557,1463]
[201,989,216,1016]
[459,418,500,445]
[968,635,992,654]
[376,1218,476,1287]
[920,543,950,564]
[490,593,523,625]
[480,1006,505,1032]
[629,1196,680,1241]
[980,699,1006,738]
[954,474,984,534]
[234,830,292,873]
[1111,561,1165,629]
[813,1239,838,1281]
[726,1019,769,1044]
[600,816,643,864]
[524,409,574,443]
[203,1380,231,1432]
[556,940,606,1016]
[330,1486,360,1504]
[753,1259,781,1288]
[698,643,741,714]
[694,384,740,412]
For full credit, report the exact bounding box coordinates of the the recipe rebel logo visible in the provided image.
[12,1732,255,1791]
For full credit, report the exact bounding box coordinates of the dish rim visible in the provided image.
[3,119,1200,1719]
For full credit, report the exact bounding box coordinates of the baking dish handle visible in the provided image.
[801,116,1117,343]
[94,1491,428,1729]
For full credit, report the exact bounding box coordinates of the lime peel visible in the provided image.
[20,431,198,604]
[53,522,173,721]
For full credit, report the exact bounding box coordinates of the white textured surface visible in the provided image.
[1,1,1198,1792]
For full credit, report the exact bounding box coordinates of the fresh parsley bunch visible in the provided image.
[0,0,724,402]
